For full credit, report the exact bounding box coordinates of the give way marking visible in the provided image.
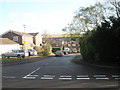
[23,67,40,79]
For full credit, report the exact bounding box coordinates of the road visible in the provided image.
[2,54,120,88]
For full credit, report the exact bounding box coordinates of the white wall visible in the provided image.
[0,44,20,57]
[35,33,42,46]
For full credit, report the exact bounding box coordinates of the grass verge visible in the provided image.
[0,58,21,62]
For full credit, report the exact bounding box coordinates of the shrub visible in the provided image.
[34,46,44,53]
[80,31,95,61]
[42,44,52,56]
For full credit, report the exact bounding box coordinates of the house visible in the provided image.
[0,38,20,57]
[42,34,80,52]
[67,41,80,52]
[29,32,42,47]
[1,30,34,49]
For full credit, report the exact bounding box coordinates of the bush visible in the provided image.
[80,31,95,61]
[34,46,44,53]
[42,44,52,56]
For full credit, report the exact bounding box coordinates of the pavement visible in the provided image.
[2,56,50,66]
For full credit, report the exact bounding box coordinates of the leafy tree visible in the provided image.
[63,2,117,37]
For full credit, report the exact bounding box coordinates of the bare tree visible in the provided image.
[42,29,50,44]
[109,0,120,18]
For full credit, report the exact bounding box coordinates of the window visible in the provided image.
[13,36,18,41]
[68,44,71,47]
[72,44,76,46]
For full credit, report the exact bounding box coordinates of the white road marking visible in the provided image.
[94,75,109,80]
[77,75,89,77]
[23,67,40,79]
[41,75,55,80]
[43,75,55,77]
[59,78,72,80]
[112,75,120,78]
[60,75,72,78]
[96,78,109,80]
[115,78,120,80]
[3,76,16,79]
[77,78,90,80]
[41,77,54,80]
[94,75,106,77]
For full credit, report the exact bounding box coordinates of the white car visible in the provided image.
[28,49,37,56]
[55,50,64,57]
[1,49,29,58]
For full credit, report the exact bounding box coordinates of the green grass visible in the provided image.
[0,58,21,62]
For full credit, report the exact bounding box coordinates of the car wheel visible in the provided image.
[22,55,25,59]
[17,55,21,58]
[2,55,5,58]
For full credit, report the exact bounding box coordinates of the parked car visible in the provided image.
[62,50,68,55]
[55,50,64,57]
[63,48,71,54]
[1,49,29,58]
[28,49,37,56]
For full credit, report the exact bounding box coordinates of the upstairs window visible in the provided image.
[72,44,76,46]
[13,36,18,41]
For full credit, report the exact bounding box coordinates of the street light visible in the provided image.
[23,24,26,50]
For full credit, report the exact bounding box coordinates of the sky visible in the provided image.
[0,0,105,35]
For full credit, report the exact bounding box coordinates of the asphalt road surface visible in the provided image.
[2,54,120,88]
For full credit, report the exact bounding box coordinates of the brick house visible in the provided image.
[42,34,80,52]
[29,32,42,46]
[67,41,80,52]
[1,30,34,49]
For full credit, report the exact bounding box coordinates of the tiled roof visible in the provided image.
[0,38,19,45]
[29,33,39,36]
[46,34,71,38]
[11,30,33,36]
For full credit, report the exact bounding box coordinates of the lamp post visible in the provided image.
[23,24,26,50]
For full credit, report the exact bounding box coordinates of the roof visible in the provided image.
[12,30,33,37]
[29,33,39,36]
[45,34,71,38]
[0,38,19,45]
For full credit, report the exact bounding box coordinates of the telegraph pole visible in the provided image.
[23,24,26,50]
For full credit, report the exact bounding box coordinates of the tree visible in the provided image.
[62,2,116,36]
[80,17,120,62]
[42,29,51,44]
[109,0,120,18]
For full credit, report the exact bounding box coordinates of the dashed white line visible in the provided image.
[59,78,72,80]
[41,75,55,80]
[77,78,90,80]
[96,78,109,80]
[115,78,120,80]
[94,75,106,77]
[112,75,120,78]
[3,76,16,79]
[41,77,54,80]
[77,75,89,77]
[60,75,72,78]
